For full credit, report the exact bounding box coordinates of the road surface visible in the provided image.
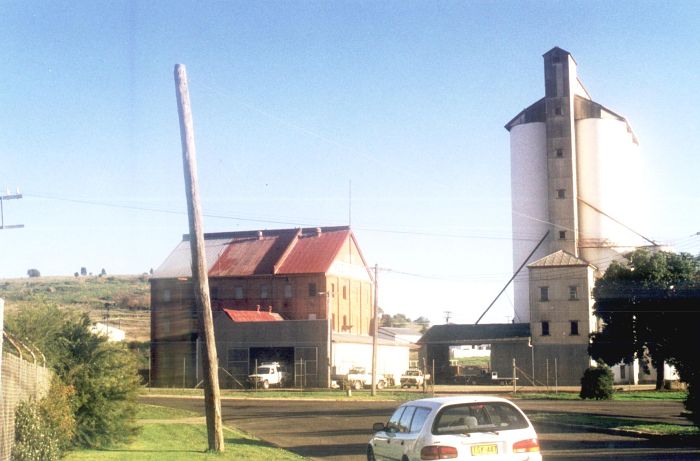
[142,396,700,460]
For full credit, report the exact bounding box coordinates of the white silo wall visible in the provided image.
[510,122,548,323]
[576,118,644,270]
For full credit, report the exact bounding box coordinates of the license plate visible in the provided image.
[471,444,498,456]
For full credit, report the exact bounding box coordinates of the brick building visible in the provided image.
[150,226,377,387]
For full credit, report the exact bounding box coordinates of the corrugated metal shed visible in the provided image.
[223,308,284,323]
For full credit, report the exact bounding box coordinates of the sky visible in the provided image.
[1,1,699,326]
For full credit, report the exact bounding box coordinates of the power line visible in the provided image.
[1,190,24,230]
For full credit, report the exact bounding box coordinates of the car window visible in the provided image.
[409,407,431,433]
[398,406,416,433]
[386,406,405,433]
[433,402,528,434]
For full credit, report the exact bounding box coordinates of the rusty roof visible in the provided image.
[223,308,284,322]
[152,226,364,279]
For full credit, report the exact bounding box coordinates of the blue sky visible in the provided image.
[1,1,699,325]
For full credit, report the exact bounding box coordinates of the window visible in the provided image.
[284,284,293,299]
[559,231,566,239]
[398,406,416,433]
[433,402,528,435]
[261,285,269,299]
[557,189,565,199]
[620,365,626,380]
[410,407,431,433]
[234,286,244,300]
[162,289,171,302]
[541,321,550,336]
[570,320,579,336]
[554,106,562,115]
[539,286,549,302]
[308,283,317,297]
[342,285,347,300]
[569,286,578,300]
[386,407,405,433]
[556,148,564,157]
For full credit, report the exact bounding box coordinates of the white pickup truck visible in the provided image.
[248,362,289,389]
[345,366,389,390]
[400,369,430,388]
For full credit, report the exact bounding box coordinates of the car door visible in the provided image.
[373,406,405,460]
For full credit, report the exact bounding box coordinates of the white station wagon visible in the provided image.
[368,396,541,461]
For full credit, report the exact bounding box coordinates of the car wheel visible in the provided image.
[366,445,376,461]
[262,380,270,389]
[353,380,362,391]
[376,380,386,390]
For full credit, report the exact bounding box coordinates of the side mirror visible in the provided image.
[372,422,386,432]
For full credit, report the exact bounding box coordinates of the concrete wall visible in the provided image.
[214,315,331,387]
[533,344,591,386]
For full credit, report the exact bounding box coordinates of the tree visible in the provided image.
[27,268,41,278]
[590,249,700,407]
[6,306,140,448]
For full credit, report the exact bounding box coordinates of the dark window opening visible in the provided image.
[540,286,549,302]
[541,321,550,336]
[570,321,579,336]
[559,231,566,240]
[557,189,565,199]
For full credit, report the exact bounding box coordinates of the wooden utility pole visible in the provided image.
[174,63,224,452]
[371,264,379,396]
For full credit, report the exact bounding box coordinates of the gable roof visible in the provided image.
[419,323,531,345]
[223,308,284,323]
[152,226,371,279]
[527,250,592,269]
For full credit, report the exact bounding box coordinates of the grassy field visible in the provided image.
[64,404,306,461]
[508,390,687,401]
[1,275,151,341]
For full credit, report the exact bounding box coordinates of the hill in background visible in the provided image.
[1,275,151,341]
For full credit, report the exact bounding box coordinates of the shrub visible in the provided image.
[26,269,40,278]
[11,378,75,461]
[580,365,614,400]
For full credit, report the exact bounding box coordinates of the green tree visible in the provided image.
[6,306,140,448]
[590,249,700,414]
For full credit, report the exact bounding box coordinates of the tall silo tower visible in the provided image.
[505,47,644,384]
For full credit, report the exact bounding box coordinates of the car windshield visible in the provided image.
[349,368,364,374]
[405,370,419,376]
[433,402,529,434]
[256,367,272,374]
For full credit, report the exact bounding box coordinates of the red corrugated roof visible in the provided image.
[276,230,349,274]
[207,227,351,277]
[209,229,298,277]
[223,309,284,322]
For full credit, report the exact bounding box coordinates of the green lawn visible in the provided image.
[529,412,699,437]
[510,390,686,401]
[64,404,306,461]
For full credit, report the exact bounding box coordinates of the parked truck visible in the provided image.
[400,369,430,388]
[248,362,289,389]
[343,366,392,390]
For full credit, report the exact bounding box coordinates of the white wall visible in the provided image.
[332,342,409,383]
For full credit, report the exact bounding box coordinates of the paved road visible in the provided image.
[142,396,700,460]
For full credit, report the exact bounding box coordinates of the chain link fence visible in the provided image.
[1,299,52,461]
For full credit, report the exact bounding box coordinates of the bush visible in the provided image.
[580,365,614,400]
[26,269,40,278]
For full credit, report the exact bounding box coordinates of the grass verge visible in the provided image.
[529,412,700,437]
[510,390,686,401]
[64,404,306,461]
[141,387,423,401]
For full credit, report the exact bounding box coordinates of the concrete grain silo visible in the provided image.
[504,47,645,385]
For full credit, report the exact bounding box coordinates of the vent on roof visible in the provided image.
[315,227,322,236]
[257,231,263,240]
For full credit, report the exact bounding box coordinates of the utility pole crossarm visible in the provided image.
[0,192,24,230]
